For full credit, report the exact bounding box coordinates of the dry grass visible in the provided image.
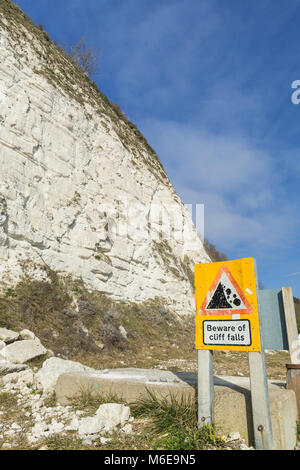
[213,350,289,380]
[0,270,196,370]
[0,386,218,451]
[156,350,289,380]
[0,391,35,450]
[67,387,125,416]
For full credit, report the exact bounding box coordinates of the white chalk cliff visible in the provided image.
[0,1,209,315]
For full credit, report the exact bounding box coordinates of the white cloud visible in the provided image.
[139,118,298,254]
[140,119,273,197]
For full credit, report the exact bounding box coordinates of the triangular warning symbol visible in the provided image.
[206,283,233,309]
[200,265,253,316]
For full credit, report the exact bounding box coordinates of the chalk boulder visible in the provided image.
[0,328,19,344]
[35,357,96,393]
[0,339,47,364]
[19,329,36,341]
[78,403,131,436]
[0,360,29,376]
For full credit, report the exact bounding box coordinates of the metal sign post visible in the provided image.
[247,259,274,449]
[197,349,214,426]
[282,286,300,365]
[195,257,275,449]
[248,351,274,449]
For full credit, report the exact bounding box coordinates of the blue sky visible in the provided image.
[13,0,300,297]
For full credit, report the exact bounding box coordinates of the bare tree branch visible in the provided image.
[65,37,102,77]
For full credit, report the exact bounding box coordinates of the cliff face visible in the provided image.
[0,0,209,315]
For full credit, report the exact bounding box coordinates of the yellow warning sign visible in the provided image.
[195,257,261,352]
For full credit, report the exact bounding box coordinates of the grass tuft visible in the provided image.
[0,392,15,407]
[131,390,224,450]
[132,389,198,433]
[44,433,86,451]
[43,392,57,408]
[153,425,220,450]
[68,387,125,416]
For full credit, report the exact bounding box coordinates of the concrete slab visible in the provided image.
[55,368,298,450]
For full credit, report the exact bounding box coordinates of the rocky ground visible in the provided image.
[0,326,259,451]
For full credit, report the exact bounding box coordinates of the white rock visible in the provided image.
[78,415,104,436]
[49,423,65,434]
[20,369,35,384]
[32,401,43,412]
[265,350,276,355]
[119,325,128,339]
[0,360,28,376]
[27,435,39,444]
[82,436,95,446]
[48,421,64,434]
[96,403,131,431]
[77,403,131,436]
[65,417,79,431]
[19,329,36,341]
[0,341,6,350]
[100,437,112,445]
[121,423,133,434]
[1,442,13,449]
[228,432,241,441]
[0,328,19,344]
[0,340,47,364]
[31,422,49,435]
[2,369,34,386]
[0,16,210,317]
[11,423,21,430]
[35,357,96,393]
[240,443,252,450]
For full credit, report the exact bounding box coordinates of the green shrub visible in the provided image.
[153,424,219,450]
[68,387,125,415]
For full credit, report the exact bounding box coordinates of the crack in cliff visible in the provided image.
[7,231,49,250]
[147,181,160,236]
[0,194,8,248]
